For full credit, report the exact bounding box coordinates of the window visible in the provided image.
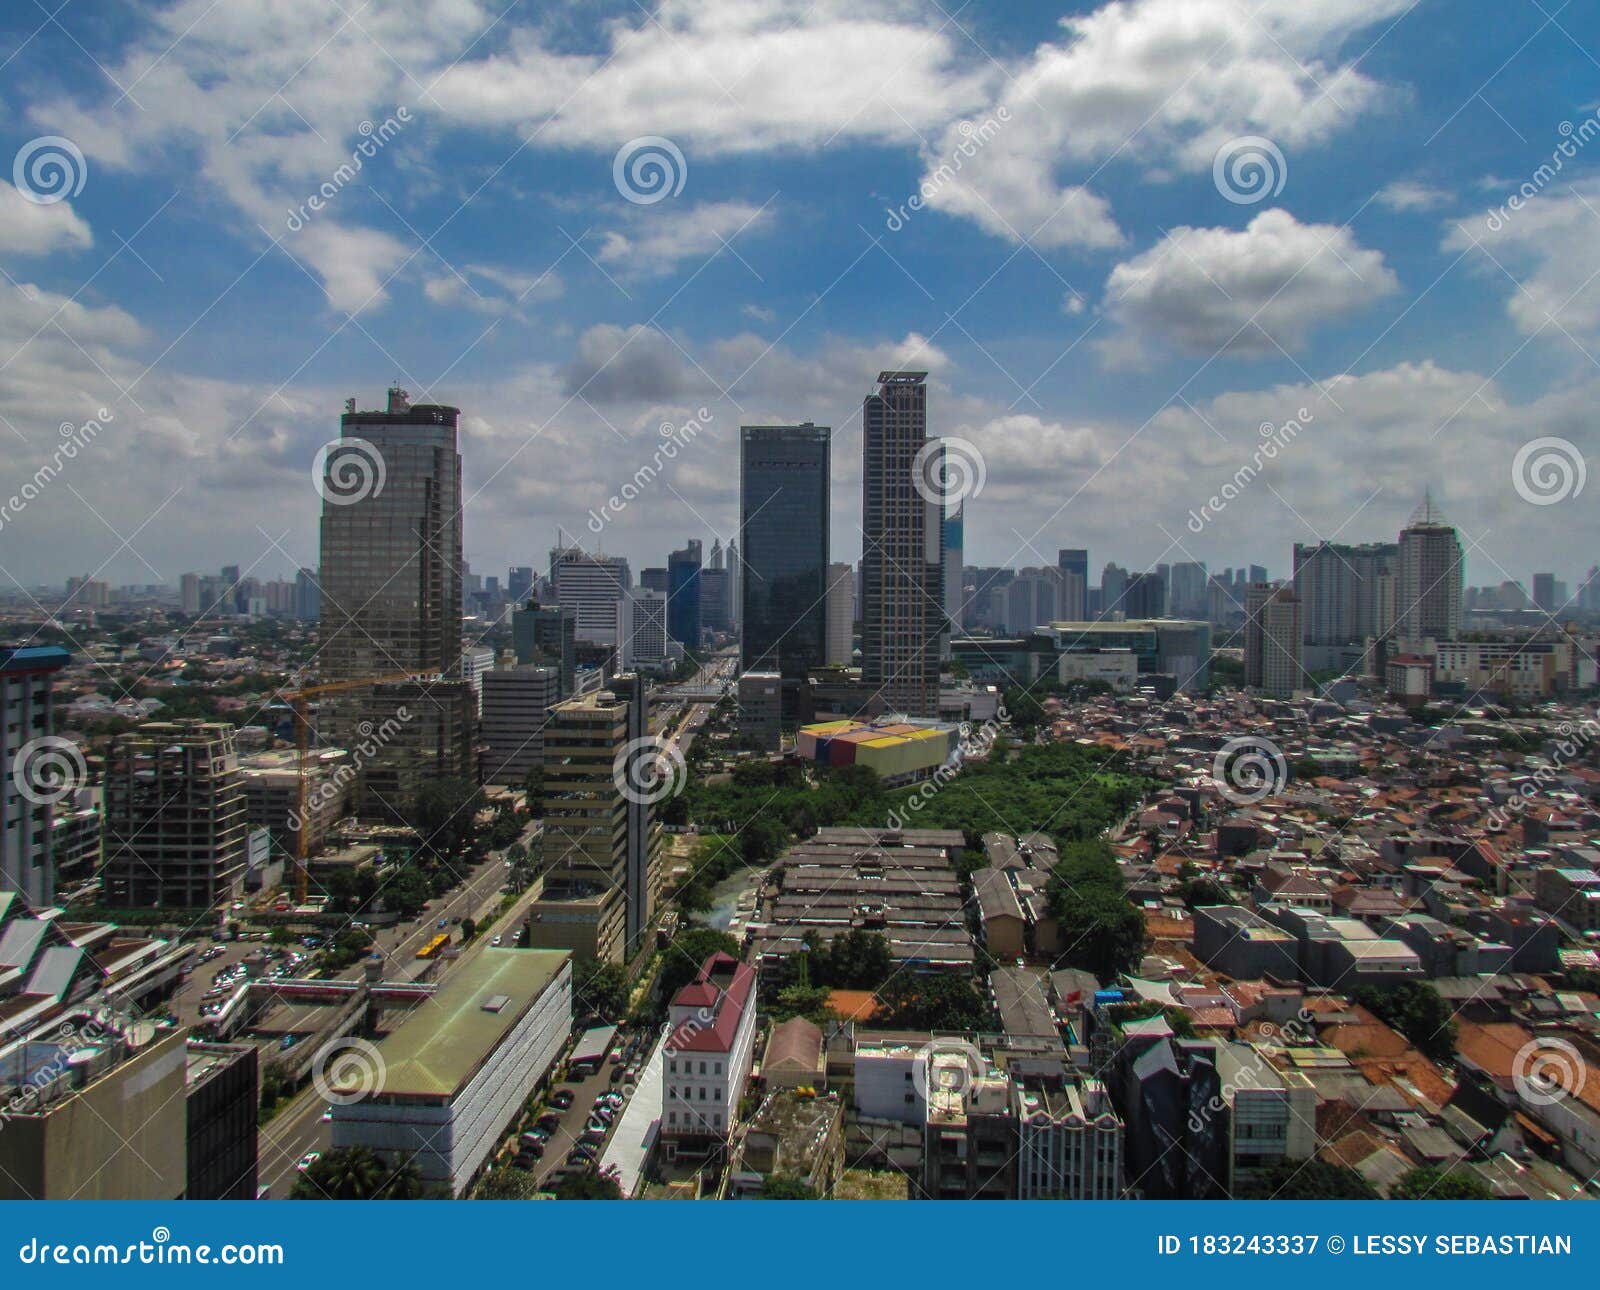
[668,1059,676,1074]
[699,1061,707,1075]
[714,1062,722,1076]
[699,1087,706,1100]
[714,1088,722,1101]
[668,1111,676,1125]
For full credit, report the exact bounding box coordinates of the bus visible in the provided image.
[415,932,450,961]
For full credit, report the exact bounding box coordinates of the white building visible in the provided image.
[1014,1077,1123,1199]
[481,665,561,785]
[660,953,757,1158]
[1057,649,1139,692]
[550,546,630,645]
[460,647,495,715]
[329,948,571,1196]
[825,562,854,666]
[616,588,669,672]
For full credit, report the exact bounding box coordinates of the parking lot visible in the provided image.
[519,1027,653,1190]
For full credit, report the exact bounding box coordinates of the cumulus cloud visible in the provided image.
[1101,209,1398,359]
[596,201,774,277]
[0,182,93,255]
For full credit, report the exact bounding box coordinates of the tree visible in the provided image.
[1390,1166,1492,1200]
[759,1173,819,1199]
[410,778,484,865]
[460,917,478,941]
[384,866,432,919]
[877,973,987,1031]
[812,929,893,990]
[1354,982,1458,1062]
[1044,839,1147,983]
[575,960,630,1022]
[291,1146,423,1199]
[552,1172,621,1199]
[476,1167,537,1199]
[1235,1160,1378,1200]
[1179,877,1233,910]
[769,983,833,1024]
[656,928,740,1002]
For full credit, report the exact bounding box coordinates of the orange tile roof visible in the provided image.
[826,989,880,1022]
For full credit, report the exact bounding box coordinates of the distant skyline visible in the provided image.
[1,2,1596,597]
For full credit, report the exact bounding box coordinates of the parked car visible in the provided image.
[550,1090,574,1110]
[537,1113,561,1132]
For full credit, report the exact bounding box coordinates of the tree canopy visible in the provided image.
[1354,982,1458,1062]
[1390,1166,1493,1200]
[290,1146,423,1200]
[1235,1160,1378,1200]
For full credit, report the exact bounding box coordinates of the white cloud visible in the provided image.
[1101,209,1398,359]
[1377,179,1451,211]
[0,182,93,255]
[596,201,773,276]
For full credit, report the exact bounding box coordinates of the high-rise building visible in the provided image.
[616,588,670,671]
[1247,564,1268,585]
[1004,571,1061,634]
[1396,494,1463,642]
[1122,572,1166,620]
[1099,563,1128,618]
[2,645,73,907]
[1292,541,1397,645]
[825,562,855,666]
[727,539,741,626]
[512,600,575,698]
[507,566,534,604]
[942,504,965,640]
[1168,561,1207,620]
[1244,584,1302,698]
[481,665,561,786]
[708,539,724,571]
[861,373,940,717]
[550,544,631,645]
[1057,549,1088,589]
[1532,572,1556,613]
[528,684,659,962]
[179,573,201,615]
[103,720,247,909]
[739,424,831,681]
[666,539,703,647]
[640,567,669,595]
[699,566,731,634]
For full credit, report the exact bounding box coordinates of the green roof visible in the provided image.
[353,948,570,1100]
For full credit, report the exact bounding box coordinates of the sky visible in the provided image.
[0,0,1597,597]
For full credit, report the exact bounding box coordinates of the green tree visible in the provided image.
[290,1146,423,1199]
[575,960,631,1022]
[813,929,893,989]
[1236,1160,1378,1199]
[1390,1166,1492,1200]
[476,1167,537,1199]
[770,983,833,1024]
[552,1172,622,1199]
[877,974,987,1030]
[1354,982,1457,1062]
[410,778,484,865]
[1179,877,1234,910]
[656,928,741,1002]
[460,917,478,941]
[758,1173,819,1199]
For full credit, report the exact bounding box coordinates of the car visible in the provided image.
[521,1129,549,1146]
[609,1050,625,1064]
[513,1151,542,1170]
[599,1092,624,1108]
[565,1149,595,1168]
[609,1065,626,1083]
[321,1107,333,1122]
[586,1117,608,1133]
[295,1152,320,1173]
[437,918,448,930]
[550,1090,574,1110]
[279,1035,298,1051]
[537,1113,561,1132]
[581,1127,606,1145]
[490,934,503,947]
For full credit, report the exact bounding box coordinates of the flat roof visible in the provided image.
[352,948,569,1100]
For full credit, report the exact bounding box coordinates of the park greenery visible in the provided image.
[1354,981,1458,1062]
[1044,840,1148,983]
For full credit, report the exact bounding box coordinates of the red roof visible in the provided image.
[668,952,756,1053]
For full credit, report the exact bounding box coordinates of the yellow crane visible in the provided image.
[277,671,428,903]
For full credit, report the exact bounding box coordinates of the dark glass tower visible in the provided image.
[666,540,702,647]
[739,424,831,680]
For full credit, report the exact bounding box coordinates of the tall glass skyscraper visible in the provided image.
[666,539,702,647]
[861,372,941,716]
[739,423,830,680]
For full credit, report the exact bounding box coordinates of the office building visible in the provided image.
[861,373,940,716]
[1004,570,1061,634]
[1099,563,1128,618]
[1244,584,1302,697]
[1292,540,1397,651]
[184,1042,259,1200]
[1168,561,1207,620]
[103,720,246,909]
[2,645,73,907]
[507,565,534,604]
[1122,572,1166,620]
[616,588,670,672]
[481,666,561,785]
[661,952,758,1158]
[1396,495,1463,642]
[740,424,831,682]
[825,562,854,666]
[329,948,572,1196]
[728,539,741,626]
[942,503,965,642]
[666,540,703,648]
[1532,572,1556,613]
[511,599,575,698]
[699,566,731,634]
[461,647,494,715]
[640,567,669,595]
[550,544,631,645]
[360,681,478,822]
[737,671,783,753]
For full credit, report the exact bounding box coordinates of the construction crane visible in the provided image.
[277,671,430,903]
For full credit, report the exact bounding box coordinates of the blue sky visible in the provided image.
[1,0,1598,597]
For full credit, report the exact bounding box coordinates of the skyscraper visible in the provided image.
[507,565,534,603]
[942,503,965,640]
[825,562,854,666]
[861,372,940,717]
[1532,572,1556,613]
[2,645,72,907]
[550,544,631,645]
[1292,541,1397,645]
[1396,493,1463,642]
[1123,572,1166,620]
[666,539,703,648]
[617,588,670,671]
[1244,584,1302,698]
[740,423,831,681]
[512,599,576,697]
